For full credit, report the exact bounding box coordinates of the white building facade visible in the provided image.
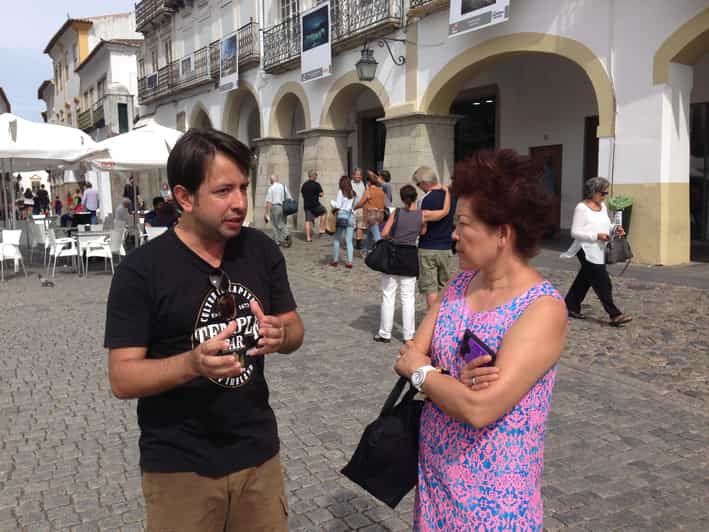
[40,14,142,204]
[135,0,709,265]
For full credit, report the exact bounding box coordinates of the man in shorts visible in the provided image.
[300,170,326,241]
[104,128,304,531]
[412,166,456,308]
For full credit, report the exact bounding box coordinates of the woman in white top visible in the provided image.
[561,177,632,325]
[331,175,356,268]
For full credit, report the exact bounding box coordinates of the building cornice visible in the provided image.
[44,18,93,55]
[75,39,143,73]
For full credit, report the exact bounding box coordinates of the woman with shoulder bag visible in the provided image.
[561,177,632,326]
[374,185,451,344]
[331,175,356,268]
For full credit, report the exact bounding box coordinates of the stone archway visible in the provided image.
[320,71,390,130]
[269,82,311,137]
[653,7,709,85]
[189,102,213,129]
[420,32,616,138]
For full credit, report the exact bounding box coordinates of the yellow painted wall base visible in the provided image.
[611,183,690,265]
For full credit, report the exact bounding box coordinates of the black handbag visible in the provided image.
[341,377,423,508]
[281,184,298,216]
[365,210,420,277]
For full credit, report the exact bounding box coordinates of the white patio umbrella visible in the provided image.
[86,120,183,172]
[0,112,105,228]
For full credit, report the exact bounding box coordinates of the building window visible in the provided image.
[151,47,159,72]
[118,103,130,133]
[280,0,299,21]
[164,39,173,65]
[97,78,106,101]
[138,58,145,78]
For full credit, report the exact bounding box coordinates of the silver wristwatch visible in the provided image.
[411,365,437,392]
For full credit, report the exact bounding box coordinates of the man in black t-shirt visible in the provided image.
[104,128,304,531]
[300,169,325,241]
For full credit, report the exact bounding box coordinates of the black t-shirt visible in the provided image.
[301,180,323,210]
[419,189,456,250]
[104,228,297,477]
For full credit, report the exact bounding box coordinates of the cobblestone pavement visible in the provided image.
[0,234,707,531]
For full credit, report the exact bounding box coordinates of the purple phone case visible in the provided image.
[460,329,496,365]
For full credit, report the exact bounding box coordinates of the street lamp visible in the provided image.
[355,38,406,82]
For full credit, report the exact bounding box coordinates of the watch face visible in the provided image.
[412,369,424,388]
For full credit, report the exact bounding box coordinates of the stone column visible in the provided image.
[379,113,458,206]
[252,137,303,230]
[298,128,350,224]
[611,63,692,265]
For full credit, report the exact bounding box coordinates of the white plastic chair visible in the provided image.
[84,236,113,275]
[1,230,28,281]
[145,226,168,241]
[47,229,80,278]
[109,228,127,261]
[90,224,104,232]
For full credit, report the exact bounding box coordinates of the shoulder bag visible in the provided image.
[605,236,633,274]
[281,183,298,216]
[365,210,420,277]
[341,377,423,508]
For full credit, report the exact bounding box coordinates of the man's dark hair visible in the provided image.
[380,170,391,183]
[167,128,253,194]
[152,196,165,209]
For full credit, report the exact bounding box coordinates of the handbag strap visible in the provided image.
[380,377,416,416]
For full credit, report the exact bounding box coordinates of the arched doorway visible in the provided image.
[655,7,709,261]
[320,72,390,177]
[421,33,613,235]
[189,103,213,129]
[223,85,262,225]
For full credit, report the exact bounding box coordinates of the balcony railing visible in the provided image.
[93,100,105,128]
[263,15,301,73]
[135,0,177,32]
[263,0,403,73]
[238,19,261,69]
[78,109,93,131]
[138,41,220,104]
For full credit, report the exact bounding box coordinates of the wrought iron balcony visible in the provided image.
[138,41,221,105]
[93,100,105,128]
[78,109,93,131]
[263,0,403,73]
[135,0,177,33]
[238,19,261,70]
[408,0,448,17]
[331,0,403,51]
[263,15,301,73]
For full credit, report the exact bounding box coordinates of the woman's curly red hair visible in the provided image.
[451,149,553,259]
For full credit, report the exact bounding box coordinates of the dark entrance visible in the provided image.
[359,110,386,173]
[530,145,563,237]
[583,115,599,180]
[451,92,497,162]
[690,101,709,261]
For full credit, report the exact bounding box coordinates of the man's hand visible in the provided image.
[247,300,286,356]
[188,320,243,379]
[597,233,610,241]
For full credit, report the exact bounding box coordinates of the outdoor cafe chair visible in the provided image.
[47,228,80,278]
[90,224,103,232]
[28,221,49,266]
[0,229,28,282]
[145,226,168,241]
[108,228,127,261]
[84,236,113,276]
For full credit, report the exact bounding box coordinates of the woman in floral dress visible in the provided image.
[396,149,568,531]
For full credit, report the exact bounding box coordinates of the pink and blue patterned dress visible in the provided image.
[415,271,562,531]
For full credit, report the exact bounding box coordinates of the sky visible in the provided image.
[0,1,136,121]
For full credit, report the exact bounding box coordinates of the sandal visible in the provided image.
[345,262,353,269]
[329,261,338,267]
[610,314,633,326]
[373,335,391,343]
[567,310,586,319]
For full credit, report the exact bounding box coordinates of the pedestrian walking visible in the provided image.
[22,187,34,219]
[37,184,50,215]
[350,168,367,254]
[561,176,632,325]
[264,175,292,247]
[104,128,304,531]
[395,149,567,530]
[374,184,451,344]
[412,166,457,308]
[82,182,100,224]
[331,175,356,268]
[300,170,326,242]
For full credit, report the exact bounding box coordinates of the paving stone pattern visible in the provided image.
[0,235,707,531]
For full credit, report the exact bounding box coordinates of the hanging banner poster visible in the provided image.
[219,31,238,93]
[449,0,509,38]
[301,2,332,83]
